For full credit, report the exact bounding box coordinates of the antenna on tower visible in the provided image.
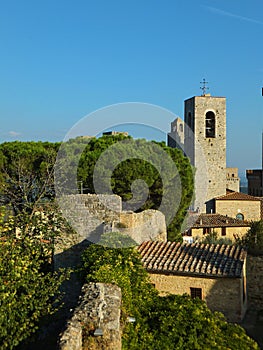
[200,78,209,96]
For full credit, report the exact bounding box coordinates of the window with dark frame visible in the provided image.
[221,227,226,236]
[190,287,202,299]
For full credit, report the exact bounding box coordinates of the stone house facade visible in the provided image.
[215,190,262,221]
[183,213,250,242]
[138,241,247,323]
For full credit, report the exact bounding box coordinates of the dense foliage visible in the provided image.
[200,230,233,245]
[0,141,60,214]
[236,220,263,256]
[81,233,156,319]
[0,137,194,240]
[77,135,194,239]
[0,207,68,349]
[81,233,259,349]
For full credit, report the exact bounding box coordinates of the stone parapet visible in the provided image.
[59,283,122,350]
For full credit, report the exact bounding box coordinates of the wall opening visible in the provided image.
[190,287,202,299]
[205,111,215,138]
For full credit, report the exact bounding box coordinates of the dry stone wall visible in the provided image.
[59,283,122,350]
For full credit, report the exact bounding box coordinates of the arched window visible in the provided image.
[205,111,215,138]
[236,213,244,220]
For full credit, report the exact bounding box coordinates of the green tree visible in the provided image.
[0,141,60,214]
[81,232,157,319]
[0,207,68,349]
[236,220,263,256]
[77,135,194,240]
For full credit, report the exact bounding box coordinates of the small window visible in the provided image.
[205,111,215,138]
[203,227,211,235]
[187,229,192,236]
[190,287,202,299]
[236,213,244,220]
[221,227,226,236]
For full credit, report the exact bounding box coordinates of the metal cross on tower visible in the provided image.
[200,78,209,95]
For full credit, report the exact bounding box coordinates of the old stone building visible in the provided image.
[226,168,240,192]
[168,91,240,213]
[215,190,263,221]
[138,241,247,323]
[184,94,227,213]
[183,213,250,242]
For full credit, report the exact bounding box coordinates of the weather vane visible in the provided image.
[200,78,209,95]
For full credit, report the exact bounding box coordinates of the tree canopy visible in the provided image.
[0,207,68,349]
[0,137,194,239]
[0,141,60,214]
[236,220,263,256]
[77,135,194,239]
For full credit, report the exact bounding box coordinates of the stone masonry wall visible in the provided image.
[119,209,167,244]
[149,272,246,323]
[191,226,249,241]
[59,283,122,350]
[57,194,121,246]
[54,194,167,269]
[215,200,261,222]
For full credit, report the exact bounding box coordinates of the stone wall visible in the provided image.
[191,226,249,241]
[149,272,246,323]
[54,194,167,268]
[119,209,167,244]
[59,283,122,350]
[215,199,261,221]
[57,194,122,246]
[246,255,263,310]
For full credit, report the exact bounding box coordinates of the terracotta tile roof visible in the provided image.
[216,191,259,201]
[137,241,246,278]
[192,214,250,228]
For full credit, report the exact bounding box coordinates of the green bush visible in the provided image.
[0,208,68,349]
[236,220,263,256]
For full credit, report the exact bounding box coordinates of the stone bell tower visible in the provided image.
[184,82,226,213]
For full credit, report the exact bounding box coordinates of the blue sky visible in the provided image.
[0,0,262,176]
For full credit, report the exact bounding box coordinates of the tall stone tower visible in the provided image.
[184,93,226,213]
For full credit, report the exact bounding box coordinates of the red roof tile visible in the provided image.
[216,191,259,201]
[137,241,246,278]
[192,214,250,228]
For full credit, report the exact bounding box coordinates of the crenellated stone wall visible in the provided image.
[59,283,122,350]
[54,194,167,269]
